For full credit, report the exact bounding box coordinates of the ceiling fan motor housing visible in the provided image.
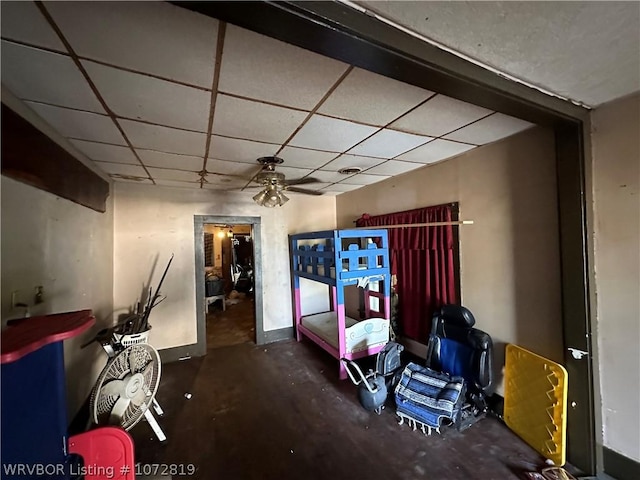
[256,170,286,186]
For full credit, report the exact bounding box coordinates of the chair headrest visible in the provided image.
[439,305,476,328]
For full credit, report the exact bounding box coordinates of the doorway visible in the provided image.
[204,223,255,348]
[194,216,264,354]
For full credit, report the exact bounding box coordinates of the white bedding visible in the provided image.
[301,312,389,354]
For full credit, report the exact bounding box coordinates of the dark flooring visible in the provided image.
[131,301,551,480]
[206,296,256,349]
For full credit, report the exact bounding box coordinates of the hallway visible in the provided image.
[206,296,255,349]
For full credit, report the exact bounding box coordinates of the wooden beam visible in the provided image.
[1,103,109,213]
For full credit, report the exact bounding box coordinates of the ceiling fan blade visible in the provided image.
[100,379,126,398]
[109,397,131,425]
[286,177,321,186]
[286,187,323,196]
[240,165,266,192]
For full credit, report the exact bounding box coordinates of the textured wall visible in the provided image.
[591,93,640,462]
[336,126,563,394]
[113,183,336,349]
[1,177,114,418]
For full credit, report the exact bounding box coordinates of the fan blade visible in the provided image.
[128,349,138,373]
[286,177,321,186]
[100,379,126,397]
[131,386,149,407]
[287,187,323,196]
[110,397,131,425]
[240,165,266,191]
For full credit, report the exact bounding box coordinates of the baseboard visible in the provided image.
[603,446,640,480]
[260,326,293,344]
[158,343,204,363]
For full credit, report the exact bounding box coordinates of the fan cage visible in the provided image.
[91,343,161,431]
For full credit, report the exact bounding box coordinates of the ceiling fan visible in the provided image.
[246,156,322,207]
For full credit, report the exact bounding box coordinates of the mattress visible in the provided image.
[301,312,389,354]
[301,312,357,346]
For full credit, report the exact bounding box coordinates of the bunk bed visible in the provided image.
[290,229,391,379]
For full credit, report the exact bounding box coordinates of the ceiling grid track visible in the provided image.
[200,22,227,188]
[240,65,356,191]
[34,1,156,185]
[311,92,442,183]
[0,1,554,195]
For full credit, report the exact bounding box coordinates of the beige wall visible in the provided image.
[0,93,114,419]
[336,126,564,394]
[590,93,640,462]
[113,182,336,350]
[1,177,114,418]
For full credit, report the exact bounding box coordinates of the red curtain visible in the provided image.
[356,204,458,342]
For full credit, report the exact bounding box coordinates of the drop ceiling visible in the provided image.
[1,1,536,196]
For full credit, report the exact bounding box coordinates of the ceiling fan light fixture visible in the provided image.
[254,185,289,208]
[253,190,269,205]
[278,191,290,206]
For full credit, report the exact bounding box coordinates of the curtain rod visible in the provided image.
[352,220,474,230]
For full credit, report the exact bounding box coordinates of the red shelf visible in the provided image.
[1,309,95,364]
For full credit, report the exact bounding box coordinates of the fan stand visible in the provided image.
[144,402,166,442]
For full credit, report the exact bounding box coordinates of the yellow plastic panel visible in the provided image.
[504,344,568,466]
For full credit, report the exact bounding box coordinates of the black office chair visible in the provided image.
[425,304,493,429]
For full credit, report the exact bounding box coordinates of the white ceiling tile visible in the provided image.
[322,183,363,192]
[277,166,314,181]
[27,102,124,144]
[208,135,280,164]
[203,174,246,188]
[277,146,339,169]
[147,167,200,182]
[46,1,218,88]
[96,161,148,177]
[321,154,384,172]
[290,182,332,191]
[219,24,349,110]
[153,179,200,189]
[397,139,476,164]
[206,158,256,178]
[307,170,354,184]
[318,67,433,126]
[83,61,211,132]
[69,139,138,164]
[201,180,242,191]
[0,1,65,50]
[137,150,204,171]
[348,129,433,158]
[390,94,493,137]
[1,41,104,112]
[289,115,378,152]
[119,120,206,156]
[443,113,535,145]
[213,95,307,144]
[340,174,391,185]
[365,160,425,176]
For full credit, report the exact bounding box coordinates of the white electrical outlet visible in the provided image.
[11,291,19,309]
